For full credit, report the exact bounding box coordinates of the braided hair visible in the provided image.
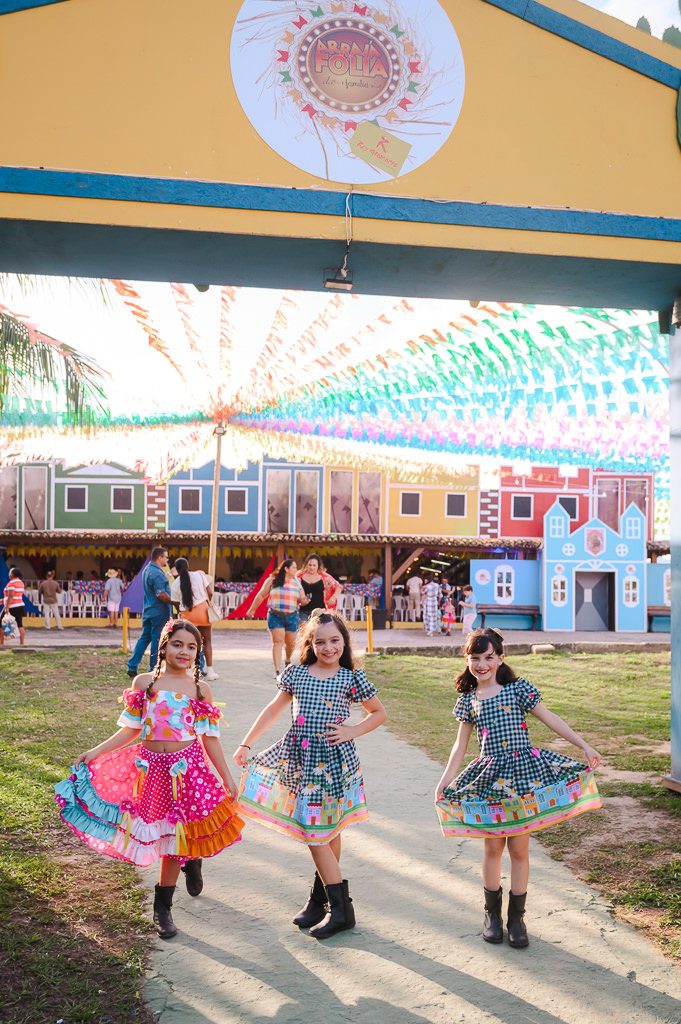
[147,619,204,700]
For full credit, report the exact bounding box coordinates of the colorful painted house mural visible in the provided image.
[472,500,662,632]
[167,461,261,533]
[542,501,647,631]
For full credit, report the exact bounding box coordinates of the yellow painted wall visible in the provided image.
[1,0,680,263]
[387,472,480,536]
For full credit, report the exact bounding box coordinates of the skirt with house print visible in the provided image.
[435,678,602,838]
[237,664,376,845]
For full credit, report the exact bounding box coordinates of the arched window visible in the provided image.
[551,576,567,606]
[623,577,639,607]
[494,567,514,605]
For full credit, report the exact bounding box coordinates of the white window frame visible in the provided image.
[664,569,671,606]
[225,487,248,515]
[494,567,515,605]
[551,576,568,606]
[625,517,641,539]
[549,516,565,538]
[65,484,88,512]
[511,494,533,520]
[111,485,134,513]
[399,491,422,517]
[179,486,202,514]
[623,577,639,607]
[558,495,578,519]
[445,492,467,518]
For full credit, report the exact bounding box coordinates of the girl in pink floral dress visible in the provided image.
[55,620,244,939]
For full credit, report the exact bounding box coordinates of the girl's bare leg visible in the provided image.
[159,857,182,886]
[482,836,506,890]
[309,835,342,885]
[507,834,530,894]
[269,628,285,672]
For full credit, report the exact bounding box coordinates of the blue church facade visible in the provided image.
[470,501,669,633]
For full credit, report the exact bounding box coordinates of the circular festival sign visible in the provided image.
[230,1,465,184]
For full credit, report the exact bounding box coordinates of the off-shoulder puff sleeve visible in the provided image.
[116,688,145,730]
[454,692,474,723]
[514,678,542,712]
[277,665,295,695]
[348,669,378,703]
[191,698,222,738]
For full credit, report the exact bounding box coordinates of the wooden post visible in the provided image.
[208,423,225,582]
[384,543,393,620]
[366,604,373,653]
[122,606,129,653]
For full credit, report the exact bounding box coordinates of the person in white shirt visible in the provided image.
[406,573,423,621]
[170,558,219,680]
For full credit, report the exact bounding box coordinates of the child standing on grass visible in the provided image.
[55,620,244,940]
[234,611,386,939]
[435,628,601,948]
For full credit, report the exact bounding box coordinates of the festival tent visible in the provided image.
[0,283,669,500]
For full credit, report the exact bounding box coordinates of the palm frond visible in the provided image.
[0,310,109,426]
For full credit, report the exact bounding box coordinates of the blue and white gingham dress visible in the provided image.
[237,664,379,844]
[436,678,601,837]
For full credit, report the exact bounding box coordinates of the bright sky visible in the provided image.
[585,0,680,35]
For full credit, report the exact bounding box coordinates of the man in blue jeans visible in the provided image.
[126,547,172,677]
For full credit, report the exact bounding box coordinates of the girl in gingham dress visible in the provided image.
[234,611,386,939]
[435,628,601,948]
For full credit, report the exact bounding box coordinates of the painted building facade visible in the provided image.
[470,501,670,632]
[0,459,658,542]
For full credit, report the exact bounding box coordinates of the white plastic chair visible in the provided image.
[392,595,407,622]
[350,595,366,621]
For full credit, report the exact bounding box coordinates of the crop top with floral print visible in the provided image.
[116,689,222,742]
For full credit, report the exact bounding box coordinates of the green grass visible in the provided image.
[0,649,155,1024]
[369,650,671,772]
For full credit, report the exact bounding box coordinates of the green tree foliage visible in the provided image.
[636,16,651,32]
[663,24,681,47]
[0,310,108,426]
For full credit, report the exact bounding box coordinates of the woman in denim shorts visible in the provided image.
[248,560,307,677]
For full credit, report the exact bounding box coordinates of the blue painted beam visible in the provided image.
[1,217,681,310]
[2,167,681,243]
[0,0,70,13]
[480,0,681,89]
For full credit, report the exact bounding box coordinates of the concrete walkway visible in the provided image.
[141,645,681,1024]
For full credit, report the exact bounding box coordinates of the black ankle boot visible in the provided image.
[293,871,327,927]
[181,859,203,897]
[153,884,178,939]
[482,886,503,943]
[507,891,529,948]
[309,880,356,939]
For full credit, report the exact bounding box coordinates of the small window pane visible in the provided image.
[400,492,421,516]
[180,488,201,513]
[558,496,577,519]
[446,493,466,517]
[112,487,133,512]
[512,495,532,519]
[66,486,87,511]
[226,489,246,513]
